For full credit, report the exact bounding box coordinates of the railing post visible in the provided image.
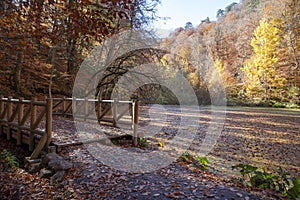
[112,98,118,127]
[46,98,52,149]
[0,95,3,136]
[72,97,77,116]
[133,100,139,146]
[84,97,88,121]
[29,97,52,159]
[29,97,37,151]
[17,97,24,145]
[97,98,102,123]
[7,96,12,140]
[62,97,66,117]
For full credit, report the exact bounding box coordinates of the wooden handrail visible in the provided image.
[0,96,140,158]
[0,96,53,159]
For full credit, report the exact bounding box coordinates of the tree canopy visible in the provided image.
[0,0,299,107]
[0,0,160,97]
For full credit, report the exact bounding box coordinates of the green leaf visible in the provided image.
[232,164,257,176]
[287,178,300,199]
[195,156,209,170]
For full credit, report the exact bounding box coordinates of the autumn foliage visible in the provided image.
[0,0,299,107]
[162,0,300,106]
[0,0,158,97]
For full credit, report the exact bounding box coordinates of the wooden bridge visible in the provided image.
[0,96,139,159]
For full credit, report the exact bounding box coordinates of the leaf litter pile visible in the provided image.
[0,106,299,199]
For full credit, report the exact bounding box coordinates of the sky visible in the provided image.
[154,0,239,30]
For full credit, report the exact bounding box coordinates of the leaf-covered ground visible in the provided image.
[0,106,299,199]
[211,107,299,177]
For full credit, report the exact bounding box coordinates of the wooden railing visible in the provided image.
[52,97,140,145]
[0,96,52,159]
[0,96,140,157]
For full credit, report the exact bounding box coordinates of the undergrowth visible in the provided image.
[177,152,208,171]
[0,149,19,171]
[232,163,300,199]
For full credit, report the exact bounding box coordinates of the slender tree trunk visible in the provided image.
[14,50,23,95]
[67,39,76,73]
[49,46,57,99]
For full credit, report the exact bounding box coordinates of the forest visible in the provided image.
[160,0,300,107]
[0,0,300,199]
[0,0,299,108]
[0,0,161,98]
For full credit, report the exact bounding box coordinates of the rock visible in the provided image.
[50,170,65,185]
[41,153,53,167]
[39,168,53,178]
[24,157,42,172]
[42,153,72,172]
[28,162,41,173]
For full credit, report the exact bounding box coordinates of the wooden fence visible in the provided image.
[0,96,140,159]
[0,96,52,159]
[52,97,140,145]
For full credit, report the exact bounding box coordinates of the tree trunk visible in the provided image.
[67,39,76,73]
[14,50,23,95]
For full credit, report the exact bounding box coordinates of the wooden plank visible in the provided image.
[100,118,114,123]
[64,101,72,114]
[7,96,12,140]
[73,99,86,115]
[116,105,130,121]
[32,101,47,106]
[97,99,102,120]
[29,132,47,159]
[30,99,52,159]
[72,97,77,115]
[17,98,24,145]
[32,108,46,130]
[97,106,111,120]
[84,97,88,121]
[29,97,37,151]
[20,106,31,125]
[52,100,62,110]
[133,100,139,146]
[45,98,52,149]
[9,104,19,122]
[0,104,7,119]
[112,98,118,127]
[62,97,66,116]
